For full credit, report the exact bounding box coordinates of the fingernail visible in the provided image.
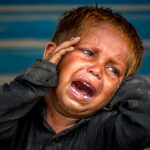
[70,37,75,40]
[69,47,74,50]
[74,37,80,40]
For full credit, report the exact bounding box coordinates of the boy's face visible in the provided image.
[51,25,130,118]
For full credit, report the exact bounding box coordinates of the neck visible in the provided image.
[44,91,79,133]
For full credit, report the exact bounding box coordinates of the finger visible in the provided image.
[54,37,80,52]
[47,37,80,65]
[48,46,74,64]
[61,37,80,47]
[55,46,74,56]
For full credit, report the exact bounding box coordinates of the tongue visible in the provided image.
[72,81,93,97]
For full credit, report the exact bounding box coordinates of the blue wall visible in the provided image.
[0,0,150,75]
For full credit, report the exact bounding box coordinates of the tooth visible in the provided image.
[83,95,89,98]
[72,87,76,92]
[71,86,91,99]
[82,81,90,88]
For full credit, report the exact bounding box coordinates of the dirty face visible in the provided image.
[50,25,130,118]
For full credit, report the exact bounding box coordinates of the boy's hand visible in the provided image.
[48,37,80,65]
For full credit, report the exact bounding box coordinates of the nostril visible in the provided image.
[96,74,100,80]
[88,70,100,79]
[96,74,99,77]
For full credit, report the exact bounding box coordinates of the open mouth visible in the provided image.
[71,80,96,100]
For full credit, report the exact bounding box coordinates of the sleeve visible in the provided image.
[0,58,58,139]
[107,75,150,150]
[88,75,150,150]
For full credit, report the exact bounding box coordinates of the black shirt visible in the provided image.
[0,59,150,150]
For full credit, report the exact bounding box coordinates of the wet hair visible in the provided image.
[51,6,144,77]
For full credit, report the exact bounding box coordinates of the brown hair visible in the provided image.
[51,6,144,77]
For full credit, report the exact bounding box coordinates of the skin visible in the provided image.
[43,25,131,133]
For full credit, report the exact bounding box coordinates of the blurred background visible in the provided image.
[0,0,150,84]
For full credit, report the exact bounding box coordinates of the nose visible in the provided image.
[87,64,102,80]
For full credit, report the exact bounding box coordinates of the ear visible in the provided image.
[43,41,56,60]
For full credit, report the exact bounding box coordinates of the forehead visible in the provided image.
[81,25,126,44]
[79,25,130,58]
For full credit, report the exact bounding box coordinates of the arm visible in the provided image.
[88,75,150,150]
[112,75,150,150]
[0,37,80,140]
[0,59,58,121]
[0,37,80,122]
[0,59,58,139]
